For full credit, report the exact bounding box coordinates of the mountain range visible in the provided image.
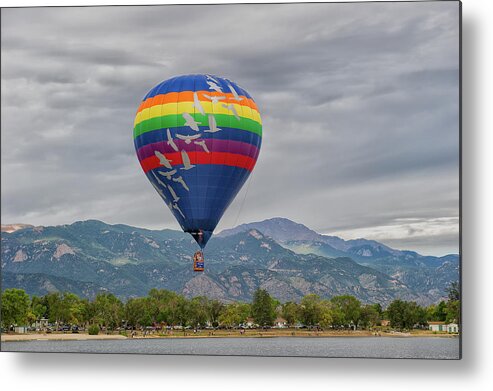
[1,218,459,306]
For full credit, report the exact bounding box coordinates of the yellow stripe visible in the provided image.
[134,101,262,128]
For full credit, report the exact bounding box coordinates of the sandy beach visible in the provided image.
[1,333,128,342]
[1,329,458,342]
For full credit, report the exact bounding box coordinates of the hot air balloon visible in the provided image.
[133,74,262,271]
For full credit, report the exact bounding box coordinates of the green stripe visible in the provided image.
[133,113,262,139]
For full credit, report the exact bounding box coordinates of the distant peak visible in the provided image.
[217,216,320,243]
[72,219,107,225]
[256,217,306,225]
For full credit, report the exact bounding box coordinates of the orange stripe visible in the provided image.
[140,151,257,173]
[137,91,259,114]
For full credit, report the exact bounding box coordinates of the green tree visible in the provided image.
[446,300,460,324]
[44,292,87,327]
[78,298,91,325]
[359,304,381,329]
[91,293,124,330]
[219,303,243,328]
[147,289,180,325]
[299,294,323,326]
[329,303,346,328]
[30,295,48,320]
[207,299,225,327]
[236,302,251,324]
[387,300,423,330]
[319,302,334,329]
[163,290,186,326]
[251,289,276,326]
[412,302,428,327]
[28,295,48,326]
[175,295,190,327]
[62,292,86,325]
[271,297,281,318]
[125,297,152,328]
[387,299,405,329]
[434,301,448,322]
[330,295,361,328]
[189,296,209,328]
[372,303,383,317]
[425,304,436,321]
[281,302,300,326]
[1,288,31,328]
[45,292,64,326]
[445,281,460,324]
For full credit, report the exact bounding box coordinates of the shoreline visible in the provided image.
[1,333,128,342]
[1,330,459,342]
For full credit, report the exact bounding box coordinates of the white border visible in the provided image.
[2,0,492,390]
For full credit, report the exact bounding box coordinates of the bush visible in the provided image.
[88,324,100,335]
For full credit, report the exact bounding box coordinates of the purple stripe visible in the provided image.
[136,139,260,162]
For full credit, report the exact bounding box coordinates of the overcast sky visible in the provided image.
[1,1,460,256]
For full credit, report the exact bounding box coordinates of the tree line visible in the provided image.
[1,282,460,331]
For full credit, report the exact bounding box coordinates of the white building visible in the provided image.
[428,322,459,333]
[14,326,28,333]
[273,317,287,328]
[34,318,49,331]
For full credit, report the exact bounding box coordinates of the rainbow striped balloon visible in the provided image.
[133,74,262,248]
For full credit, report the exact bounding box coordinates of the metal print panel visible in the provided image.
[0,1,461,359]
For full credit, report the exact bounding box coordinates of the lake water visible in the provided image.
[2,337,460,359]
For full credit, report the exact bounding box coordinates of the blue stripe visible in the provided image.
[143,74,254,101]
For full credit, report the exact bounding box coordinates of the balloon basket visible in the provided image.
[193,250,204,272]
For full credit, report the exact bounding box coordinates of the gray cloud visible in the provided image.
[1,2,460,256]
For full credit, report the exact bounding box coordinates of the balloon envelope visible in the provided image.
[133,74,262,248]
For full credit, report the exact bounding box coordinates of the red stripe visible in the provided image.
[140,151,257,173]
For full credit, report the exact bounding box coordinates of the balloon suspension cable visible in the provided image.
[233,172,254,228]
